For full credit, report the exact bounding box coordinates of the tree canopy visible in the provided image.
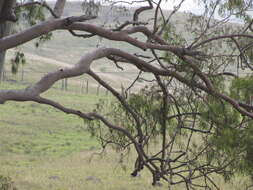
[1,0,253,189]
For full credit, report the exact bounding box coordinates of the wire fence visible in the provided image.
[2,69,252,98]
[0,69,137,96]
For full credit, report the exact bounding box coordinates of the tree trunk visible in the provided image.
[0,21,12,79]
[0,0,15,78]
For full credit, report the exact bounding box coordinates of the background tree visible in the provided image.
[0,0,64,76]
[1,0,253,189]
[0,0,16,78]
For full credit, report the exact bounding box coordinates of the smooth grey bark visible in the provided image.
[53,0,66,18]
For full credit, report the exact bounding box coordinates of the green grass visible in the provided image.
[0,82,100,158]
[0,81,252,190]
[0,82,163,190]
[0,150,164,190]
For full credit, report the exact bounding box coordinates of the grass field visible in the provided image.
[0,81,165,190]
[0,81,252,190]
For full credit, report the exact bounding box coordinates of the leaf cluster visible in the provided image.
[10,51,26,74]
[15,0,46,26]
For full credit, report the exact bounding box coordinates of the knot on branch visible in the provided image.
[64,15,97,26]
[0,8,17,23]
[0,0,17,23]
[107,55,128,64]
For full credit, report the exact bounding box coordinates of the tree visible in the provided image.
[0,0,64,76]
[0,0,17,78]
[1,0,253,189]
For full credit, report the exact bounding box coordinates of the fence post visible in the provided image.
[61,79,64,90]
[97,84,100,96]
[0,69,2,84]
[65,78,68,91]
[81,79,84,94]
[21,67,24,81]
[86,80,89,94]
[3,69,6,82]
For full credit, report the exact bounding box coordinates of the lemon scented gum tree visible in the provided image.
[2,0,253,189]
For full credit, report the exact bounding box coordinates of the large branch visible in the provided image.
[0,47,205,104]
[1,47,253,121]
[0,15,97,51]
[0,17,202,57]
[0,48,107,103]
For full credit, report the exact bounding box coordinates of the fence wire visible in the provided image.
[0,70,141,96]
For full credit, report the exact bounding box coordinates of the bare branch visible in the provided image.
[133,0,153,22]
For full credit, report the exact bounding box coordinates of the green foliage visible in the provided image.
[230,75,253,103]
[163,23,187,69]
[0,175,17,190]
[216,0,251,20]
[15,1,46,26]
[87,86,172,149]
[163,23,186,46]
[10,51,26,74]
[87,98,135,148]
[35,32,53,48]
[198,79,253,180]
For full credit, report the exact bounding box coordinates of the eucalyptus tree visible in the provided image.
[0,0,62,75]
[1,0,253,189]
[0,0,16,77]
